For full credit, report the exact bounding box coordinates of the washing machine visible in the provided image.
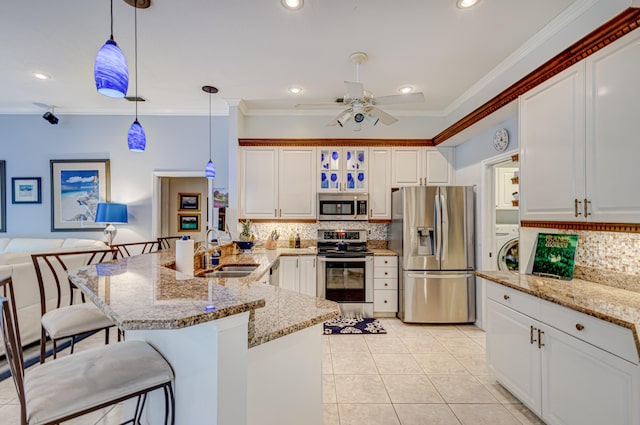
[495,224,519,271]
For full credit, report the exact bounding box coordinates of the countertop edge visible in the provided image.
[249,309,340,348]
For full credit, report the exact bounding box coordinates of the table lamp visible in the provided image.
[95,202,128,246]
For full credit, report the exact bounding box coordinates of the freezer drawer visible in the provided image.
[400,271,475,323]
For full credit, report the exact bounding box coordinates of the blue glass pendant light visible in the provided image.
[127,2,146,152]
[203,85,219,179]
[94,0,128,98]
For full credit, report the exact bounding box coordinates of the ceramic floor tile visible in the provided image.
[471,335,487,348]
[413,352,469,375]
[504,404,546,425]
[394,404,462,425]
[323,351,334,374]
[323,335,331,354]
[333,375,391,404]
[438,337,485,354]
[372,353,423,375]
[424,326,466,338]
[323,374,337,403]
[429,375,498,404]
[400,336,448,353]
[338,403,400,425]
[332,351,378,374]
[323,403,340,425]
[449,404,521,425]
[388,324,433,338]
[381,374,444,403]
[455,324,486,337]
[474,376,521,404]
[452,352,491,375]
[329,335,369,352]
[364,336,409,354]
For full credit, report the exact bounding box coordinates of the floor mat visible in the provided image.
[323,317,387,335]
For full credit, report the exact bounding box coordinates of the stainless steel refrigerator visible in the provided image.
[390,186,475,323]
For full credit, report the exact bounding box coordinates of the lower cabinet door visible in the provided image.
[486,300,542,415]
[373,289,397,313]
[298,256,317,297]
[541,325,640,425]
[279,256,300,292]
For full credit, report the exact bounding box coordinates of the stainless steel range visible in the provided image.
[316,229,373,317]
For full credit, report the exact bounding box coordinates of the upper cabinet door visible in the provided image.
[369,147,391,220]
[585,30,640,223]
[392,147,422,186]
[318,148,342,192]
[424,148,455,186]
[318,148,367,192]
[344,148,368,192]
[279,148,316,219]
[241,147,278,218]
[519,64,586,222]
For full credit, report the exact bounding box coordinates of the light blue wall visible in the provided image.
[0,114,229,241]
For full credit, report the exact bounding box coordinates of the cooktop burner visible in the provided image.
[317,229,371,256]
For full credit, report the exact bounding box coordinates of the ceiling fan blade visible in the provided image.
[367,107,398,126]
[372,92,425,105]
[295,103,343,109]
[345,81,364,100]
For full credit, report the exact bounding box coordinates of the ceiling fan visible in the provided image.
[295,52,425,131]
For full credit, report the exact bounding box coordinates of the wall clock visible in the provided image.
[493,128,509,151]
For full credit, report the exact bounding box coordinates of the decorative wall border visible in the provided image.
[432,7,640,145]
[239,138,432,147]
[521,220,640,234]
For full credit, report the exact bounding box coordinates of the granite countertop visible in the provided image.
[368,248,397,256]
[476,270,640,353]
[69,248,339,348]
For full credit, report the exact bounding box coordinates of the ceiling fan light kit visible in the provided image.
[281,0,303,11]
[456,0,478,9]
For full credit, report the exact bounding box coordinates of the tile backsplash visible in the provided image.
[249,221,388,245]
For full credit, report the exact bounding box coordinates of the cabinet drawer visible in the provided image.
[374,256,397,268]
[374,289,398,313]
[374,267,397,279]
[486,281,540,319]
[374,278,398,290]
[540,299,639,364]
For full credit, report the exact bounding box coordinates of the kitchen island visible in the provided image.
[477,270,640,425]
[68,248,339,425]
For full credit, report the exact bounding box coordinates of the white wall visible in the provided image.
[0,114,229,242]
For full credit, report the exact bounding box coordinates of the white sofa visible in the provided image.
[0,237,108,355]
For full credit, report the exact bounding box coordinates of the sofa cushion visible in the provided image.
[5,238,64,254]
[0,238,10,253]
[61,238,107,249]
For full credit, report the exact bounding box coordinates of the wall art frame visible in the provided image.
[12,177,42,204]
[178,214,200,232]
[50,159,110,231]
[0,161,5,232]
[178,193,200,211]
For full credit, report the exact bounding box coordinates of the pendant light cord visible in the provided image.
[109,0,114,40]
[209,92,212,160]
[134,2,138,119]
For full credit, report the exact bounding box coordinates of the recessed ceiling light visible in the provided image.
[288,86,302,94]
[456,0,478,9]
[399,86,413,94]
[281,0,303,11]
[32,72,51,80]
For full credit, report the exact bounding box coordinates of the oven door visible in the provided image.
[317,256,373,303]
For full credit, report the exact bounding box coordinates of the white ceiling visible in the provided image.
[0,0,613,120]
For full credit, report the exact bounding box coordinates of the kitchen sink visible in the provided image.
[195,263,259,278]
[217,265,258,272]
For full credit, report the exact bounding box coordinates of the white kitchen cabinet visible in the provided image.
[318,147,368,193]
[495,167,519,210]
[279,255,317,297]
[373,256,398,315]
[241,147,279,219]
[391,147,454,187]
[520,29,640,223]
[368,147,392,220]
[240,147,315,219]
[485,281,640,425]
[278,148,316,219]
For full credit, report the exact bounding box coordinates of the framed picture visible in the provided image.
[50,159,110,231]
[178,214,200,232]
[0,161,5,232]
[179,193,200,211]
[12,177,41,204]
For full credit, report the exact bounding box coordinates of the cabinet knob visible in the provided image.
[575,323,584,331]
[503,294,510,300]
[384,260,388,264]
[384,300,388,304]
[384,271,388,275]
[384,283,388,287]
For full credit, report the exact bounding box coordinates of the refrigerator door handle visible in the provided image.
[407,273,473,279]
[434,193,441,262]
[440,192,449,264]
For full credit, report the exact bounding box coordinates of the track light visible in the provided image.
[42,111,59,125]
[337,110,352,127]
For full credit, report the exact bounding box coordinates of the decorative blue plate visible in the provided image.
[330,173,338,182]
[358,172,364,181]
[332,152,339,161]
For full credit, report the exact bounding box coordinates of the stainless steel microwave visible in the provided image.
[318,193,369,221]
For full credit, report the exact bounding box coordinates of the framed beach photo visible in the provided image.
[178,193,200,211]
[0,161,5,232]
[178,214,200,231]
[50,159,110,231]
[12,177,41,204]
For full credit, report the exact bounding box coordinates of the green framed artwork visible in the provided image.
[531,233,579,280]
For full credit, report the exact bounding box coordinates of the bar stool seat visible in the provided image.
[41,303,114,340]
[24,340,174,425]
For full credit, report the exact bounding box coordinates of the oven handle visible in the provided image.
[317,256,371,262]
[407,273,473,279]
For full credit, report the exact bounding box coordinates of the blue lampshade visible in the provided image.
[128,119,146,152]
[94,39,129,98]
[95,203,128,224]
[205,160,216,179]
